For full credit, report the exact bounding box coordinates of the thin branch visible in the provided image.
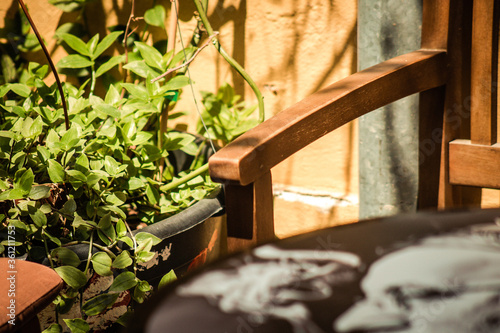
[17,0,70,130]
[121,0,136,100]
[151,32,219,83]
[192,0,265,123]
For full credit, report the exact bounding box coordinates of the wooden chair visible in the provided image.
[0,259,63,333]
[208,0,500,252]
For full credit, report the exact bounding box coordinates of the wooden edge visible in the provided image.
[226,172,275,253]
[210,49,447,186]
[470,0,498,145]
[449,139,500,188]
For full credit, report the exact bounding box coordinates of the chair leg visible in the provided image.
[224,171,275,253]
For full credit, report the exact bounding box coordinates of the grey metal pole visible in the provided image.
[358,0,422,219]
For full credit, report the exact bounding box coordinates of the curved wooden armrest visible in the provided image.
[209,49,447,186]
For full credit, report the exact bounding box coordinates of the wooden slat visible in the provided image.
[438,0,482,208]
[470,0,498,145]
[418,86,445,209]
[225,172,275,253]
[449,139,500,188]
[210,50,447,186]
[421,0,450,49]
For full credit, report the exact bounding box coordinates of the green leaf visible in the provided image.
[118,236,133,248]
[144,5,166,28]
[61,127,79,150]
[51,247,81,267]
[94,103,121,118]
[137,280,151,292]
[8,83,31,97]
[87,33,99,56]
[63,318,89,333]
[106,192,127,206]
[42,323,63,333]
[93,31,122,60]
[75,154,89,173]
[66,170,87,188]
[145,184,159,205]
[128,177,145,190]
[57,54,94,69]
[116,219,127,237]
[112,250,133,269]
[73,215,97,229]
[158,269,177,289]
[133,285,147,303]
[136,251,155,263]
[48,160,65,183]
[54,266,88,290]
[136,233,153,252]
[163,75,191,91]
[135,232,162,246]
[82,293,119,316]
[104,155,118,175]
[61,198,77,215]
[95,55,124,77]
[21,116,43,139]
[43,230,62,247]
[91,252,113,276]
[123,61,161,79]
[14,169,34,194]
[104,84,121,106]
[58,33,90,56]
[109,271,137,292]
[97,213,116,245]
[121,83,148,100]
[135,42,163,71]
[131,131,153,146]
[30,208,47,227]
[29,185,51,200]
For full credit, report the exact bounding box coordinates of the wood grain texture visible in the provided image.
[210,50,447,186]
[470,0,498,145]
[438,0,482,208]
[449,139,500,188]
[421,0,450,49]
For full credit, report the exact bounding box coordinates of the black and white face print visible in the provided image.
[176,223,500,333]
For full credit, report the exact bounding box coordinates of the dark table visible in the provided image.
[127,208,500,333]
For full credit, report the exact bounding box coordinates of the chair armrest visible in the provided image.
[209,49,447,186]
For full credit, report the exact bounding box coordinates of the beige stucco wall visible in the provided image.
[1,0,359,238]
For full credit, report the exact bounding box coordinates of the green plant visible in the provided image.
[0,0,262,331]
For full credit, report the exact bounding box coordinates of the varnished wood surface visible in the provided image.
[421,0,450,49]
[438,0,481,208]
[210,50,447,186]
[449,139,500,189]
[225,172,275,253]
[470,0,498,146]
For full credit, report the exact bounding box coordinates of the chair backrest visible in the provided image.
[208,0,500,252]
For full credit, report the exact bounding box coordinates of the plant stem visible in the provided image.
[84,232,94,274]
[192,0,265,123]
[42,231,54,269]
[64,240,117,259]
[90,64,96,96]
[159,163,209,192]
[17,0,70,130]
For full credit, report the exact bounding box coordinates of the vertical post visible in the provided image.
[224,172,275,253]
[438,0,482,208]
[470,0,498,145]
[417,0,449,209]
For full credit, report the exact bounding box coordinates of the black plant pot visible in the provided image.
[66,191,225,285]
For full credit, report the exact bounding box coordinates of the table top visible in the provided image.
[128,208,500,333]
